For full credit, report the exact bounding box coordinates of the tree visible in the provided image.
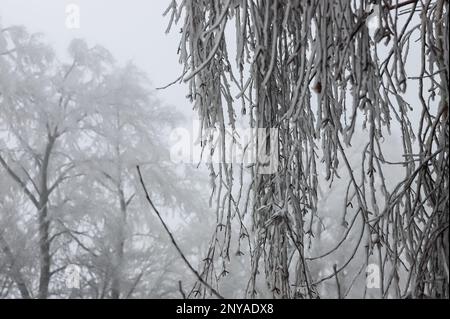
[166,0,449,298]
[0,26,101,298]
[0,23,213,299]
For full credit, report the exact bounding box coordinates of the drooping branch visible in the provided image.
[136,166,225,299]
[166,0,449,299]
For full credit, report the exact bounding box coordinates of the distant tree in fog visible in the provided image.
[0,24,210,299]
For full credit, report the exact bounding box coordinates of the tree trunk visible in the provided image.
[37,135,56,299]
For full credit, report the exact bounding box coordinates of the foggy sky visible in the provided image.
[0,0,190,116]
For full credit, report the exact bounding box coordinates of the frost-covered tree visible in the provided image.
[68,62,211,299]
[0,23,212,299]
[0,26,106,298]
[166,0,449,299]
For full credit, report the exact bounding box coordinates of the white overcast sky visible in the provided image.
[0,0,189,114]
[0,1,426,132]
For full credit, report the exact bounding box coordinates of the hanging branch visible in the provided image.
[165,0,449,299]
[136,166,225,299]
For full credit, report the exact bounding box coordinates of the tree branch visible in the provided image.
[136,165,224,299]
[0,154,39,208]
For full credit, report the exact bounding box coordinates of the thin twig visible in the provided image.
[136,166,225,299]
